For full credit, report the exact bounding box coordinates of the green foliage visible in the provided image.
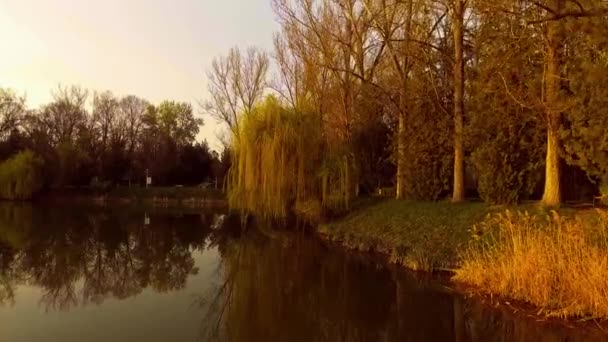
[151,101,203,147]
[468,113,545,204]
[467,9,545,204]
[0,151,43,200]
[600,182,608,197]
[401,102,452,200]
[55,141,94,187]
[227,96,326,219]
[561,18,608,183]
[351,87,395,193]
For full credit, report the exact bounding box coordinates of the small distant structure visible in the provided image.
[376,187,396,197]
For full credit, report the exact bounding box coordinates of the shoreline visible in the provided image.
[35,186,228,209]
[313,227,608,336]
[314,198,608,324]
[314,224,608,332]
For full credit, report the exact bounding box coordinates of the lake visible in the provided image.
[0,203,604,341]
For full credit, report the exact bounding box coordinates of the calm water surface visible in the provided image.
[0,203,605,341]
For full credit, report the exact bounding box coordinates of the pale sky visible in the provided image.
[0,0,279,151]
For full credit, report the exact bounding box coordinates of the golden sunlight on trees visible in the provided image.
[204,47,269,138]
[204,0,608,218]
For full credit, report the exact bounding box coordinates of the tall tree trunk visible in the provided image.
[344,155,351,209]
[343,3,355,208]
[396,0,413,200]
[322,171,328,205]
[541,0,564,207]
[452,0,465,203]
[396,95,407,199]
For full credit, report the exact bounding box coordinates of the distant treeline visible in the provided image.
[0,87,230,199]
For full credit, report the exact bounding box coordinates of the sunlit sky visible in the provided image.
[0,0,278,150]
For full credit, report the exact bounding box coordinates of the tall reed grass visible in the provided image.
[454,210,608,318]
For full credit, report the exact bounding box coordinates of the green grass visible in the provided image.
[317,199,590,271]
[318,199,490,271]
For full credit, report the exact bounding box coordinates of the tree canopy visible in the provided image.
[204,0,608,218]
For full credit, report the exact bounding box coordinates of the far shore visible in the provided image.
[37,185,227,208]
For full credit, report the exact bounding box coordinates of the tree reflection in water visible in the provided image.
[0,203,214,312]
[0,203,605,342]
[202,225,608,342]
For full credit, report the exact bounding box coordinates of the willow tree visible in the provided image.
[227,96,325,219]
[0,150,43,200]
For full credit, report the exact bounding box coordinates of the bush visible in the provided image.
[401,102,452,200]
[470,130,543,204]
[0,150,43,200]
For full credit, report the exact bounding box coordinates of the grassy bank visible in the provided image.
[318,199,608,319]
[318,199,491,271]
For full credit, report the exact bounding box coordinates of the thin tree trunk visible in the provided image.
[541,0,564,207]
[396,0,413,200]
[396,99,407,200]
[452,0,465,203]
[344,155,351,209]
[343,0,354,208]
[322,172,328,205]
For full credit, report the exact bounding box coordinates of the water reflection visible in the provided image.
[0,203,604,341]
[206,227,608,342]
[0,204,213,311]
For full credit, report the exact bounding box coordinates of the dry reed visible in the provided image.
[454,210,608,318]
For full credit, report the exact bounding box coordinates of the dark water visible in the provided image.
[0,204,605,342]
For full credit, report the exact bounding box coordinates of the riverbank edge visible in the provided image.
[316,199,491,271]
[313,199,608,323]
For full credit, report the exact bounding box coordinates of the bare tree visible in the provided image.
[119,95,149,157]
[358,0,427,199]
[42,85,89,145]
[204,47,269,136]
[92,91,120,154]
[0,89,26,140]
